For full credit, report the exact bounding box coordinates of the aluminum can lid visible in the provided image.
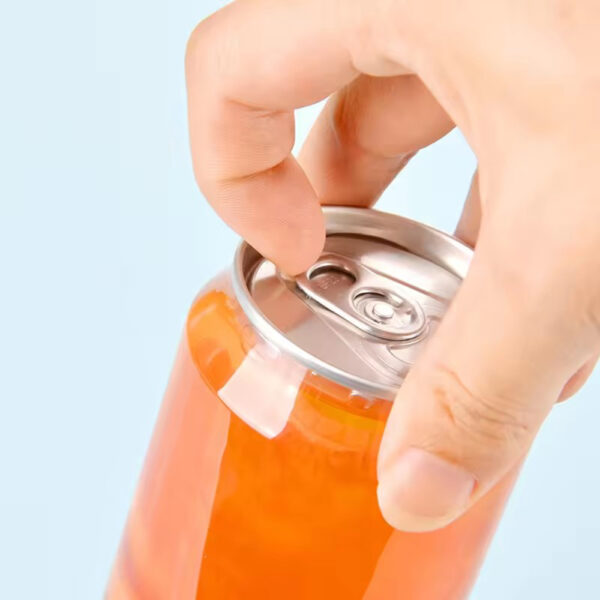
[232,207,472,400]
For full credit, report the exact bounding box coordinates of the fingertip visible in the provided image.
[271,220,326,276]
[249,197,326,276]
[377,448,475,533]
[377,483,460,533]
[209,156,326,275]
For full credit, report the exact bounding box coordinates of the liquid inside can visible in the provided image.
[107,208,518,600]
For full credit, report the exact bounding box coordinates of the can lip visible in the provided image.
[232,207,473,400]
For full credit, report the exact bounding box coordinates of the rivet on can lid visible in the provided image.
[371,301,394,321]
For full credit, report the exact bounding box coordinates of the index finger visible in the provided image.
[185,0,406,273]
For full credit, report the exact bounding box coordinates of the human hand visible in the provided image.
[185,0,600,531]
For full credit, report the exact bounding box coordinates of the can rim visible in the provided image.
[232,207,473,400]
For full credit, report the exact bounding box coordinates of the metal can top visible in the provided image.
[232,207,472,400]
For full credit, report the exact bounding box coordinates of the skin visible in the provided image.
[185,0,600,532]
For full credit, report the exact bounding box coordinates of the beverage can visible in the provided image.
[107,207,517,599]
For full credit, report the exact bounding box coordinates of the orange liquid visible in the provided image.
[107,275,517,599]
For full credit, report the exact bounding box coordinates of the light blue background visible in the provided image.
[1,1,598,598]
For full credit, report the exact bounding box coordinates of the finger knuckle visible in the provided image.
[431,367,533,455]
[331,87,414,162]
[185,16,216,75]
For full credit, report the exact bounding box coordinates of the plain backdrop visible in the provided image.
[0,1,598,598]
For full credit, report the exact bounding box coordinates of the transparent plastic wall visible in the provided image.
[107,272,517,600]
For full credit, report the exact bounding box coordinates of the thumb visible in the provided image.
[377,232,599,532]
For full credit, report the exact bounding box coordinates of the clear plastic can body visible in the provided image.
[107,272,517,600]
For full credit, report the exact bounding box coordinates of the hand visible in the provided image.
[185,0,600,531]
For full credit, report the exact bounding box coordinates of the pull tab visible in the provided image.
[295,253,427,341]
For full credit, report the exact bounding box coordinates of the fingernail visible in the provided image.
[377,448,476,532]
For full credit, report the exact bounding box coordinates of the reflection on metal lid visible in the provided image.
[232,207,472,400]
